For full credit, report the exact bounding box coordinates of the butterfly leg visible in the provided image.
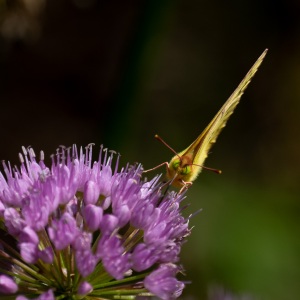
[178,180,193,194]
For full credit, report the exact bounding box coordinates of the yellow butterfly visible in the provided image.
[146,49,268,189]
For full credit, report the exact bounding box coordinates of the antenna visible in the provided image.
[191,163,222,174]
[144,134,221,176]
[154,135,182,161]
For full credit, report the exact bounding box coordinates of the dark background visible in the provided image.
[0,1,299,299]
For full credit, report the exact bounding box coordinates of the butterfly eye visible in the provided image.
[181,165,191,175]
[172,159,180,170]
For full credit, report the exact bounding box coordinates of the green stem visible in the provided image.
[93,272,150,290]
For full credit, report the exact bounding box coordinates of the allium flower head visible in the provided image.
[0,144,191,299]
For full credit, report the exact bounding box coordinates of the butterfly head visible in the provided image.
[153,134,221,188]
[167,154,201,187]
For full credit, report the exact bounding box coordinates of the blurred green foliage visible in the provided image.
[0,0,299,299]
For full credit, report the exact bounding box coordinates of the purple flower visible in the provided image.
[16,289,55,300]
[144,264,185,300]
[78,281,93,295]
[131,243,160,271]
[75,249,97,277]
[48,212,78,250]
[0,275,18,294]
[0,144,191,299]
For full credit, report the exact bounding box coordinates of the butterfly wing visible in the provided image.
[178,49,268,183]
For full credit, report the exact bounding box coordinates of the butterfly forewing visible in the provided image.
[168,49,268,186]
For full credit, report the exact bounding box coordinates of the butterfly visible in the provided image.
[145,49,268,190]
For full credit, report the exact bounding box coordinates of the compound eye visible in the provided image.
[172,159,180,170]
[181,165,191,175]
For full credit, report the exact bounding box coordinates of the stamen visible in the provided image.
[56,148,60,165]
[102,148,108,166]
[113,152,121,175]
[39,150,47,170]
[39,151,44,161]
[22,146,27,156]
[72,144,78,160]
[59,146,66,166]
[65,147,71,164]
[107,150,116,167]
[50,154,55,168]
[22,146,30,172]
[133,163,143,178]
[98,145,103,165]
[29,148,36,161]
[79,146,84,165]
[1,162,9,179]
[18,153,24,164]
[188,208,203,219]
[86,143,95,168]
